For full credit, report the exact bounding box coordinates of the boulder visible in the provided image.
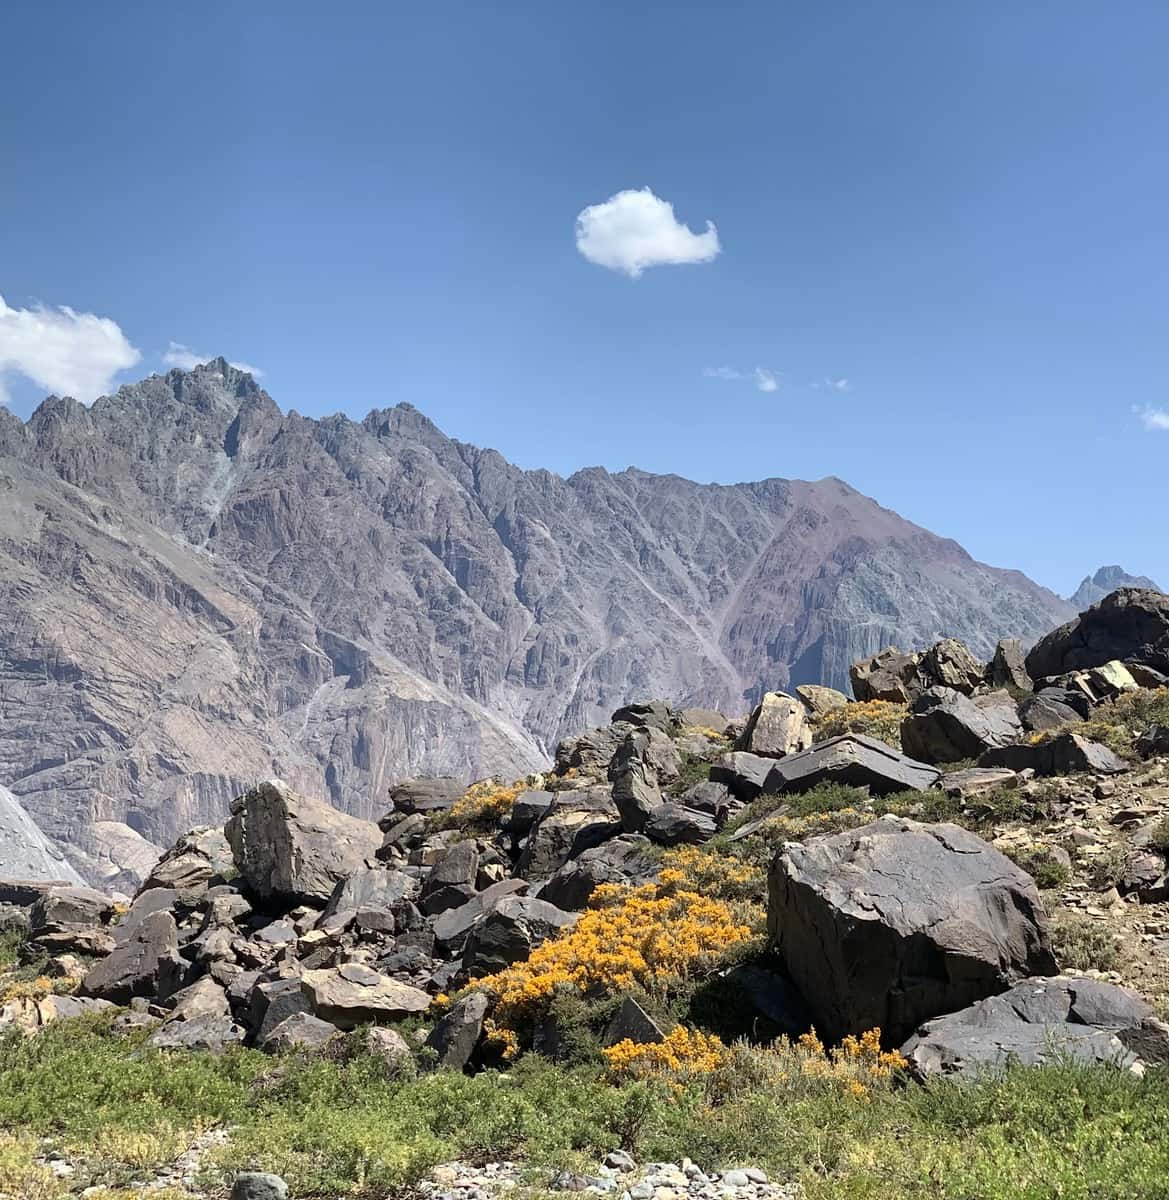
[1018,690,1083,733]
[643,804,717,846]
[300,964,430,1029]
[1025,588,1169,679]
[461,896,578,977]
[142,827,234,893]
[938,767,1019,798]
[554,725,627,775]
[1136,725,1169,760]
[507,791,555,835]
[921,639,985,695]
[419,842,480,916]
[767,817,1057,1045]
[709,752,776,801]
[795,685,849,717]
[679,707,731,734]
[232,1172,289,1200]
[0,994,114,1034]
[225,779,381,903]
[147,1012,246,1053]
[253,977,314,1043]
[979,732,1128,777]
[603,995,666,1047]
[261,1011,339,1052]
[517,789,619,880]
[29,885,113,934]
[765,734,940,797]
[432,879,529,953]
[900,687,1022,765]
[737,692,813,758]
[388,777,464,816]
[850,647,920,703]
[536,836,655,911]
[900,976,1169,1079]
[610,700,678,733]
[679,779,737,821]
[80,910,187,1005]
[425,991,490,1070]
[987,638,1031,691]
[321,866,417,922]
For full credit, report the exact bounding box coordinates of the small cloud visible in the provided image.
[1136,405,1169,432]
[163,342,263,377]
[575,187,720,278]
[0,294,140,404]
[703,366,779,394]
[811,377,852,392]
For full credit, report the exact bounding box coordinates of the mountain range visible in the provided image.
[0,359,1095,885]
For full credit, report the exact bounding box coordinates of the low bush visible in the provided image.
[810,700,907,751]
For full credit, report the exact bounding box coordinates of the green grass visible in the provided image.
[1,1017,1168,1199]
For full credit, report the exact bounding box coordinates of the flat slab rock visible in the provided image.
[300,964,430,1029]
[900,976,1169,1079]
[765,734,940,797]
[768,816,1057,1045]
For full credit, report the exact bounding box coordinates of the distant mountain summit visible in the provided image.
[1069,566,1162,610]
[0,360,1073,884]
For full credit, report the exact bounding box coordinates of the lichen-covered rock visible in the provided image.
[300,964,430,1028]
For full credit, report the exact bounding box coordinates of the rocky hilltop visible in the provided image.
[0,360,1073,884]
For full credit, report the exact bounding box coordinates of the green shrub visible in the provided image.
[1049,912,1123,972]
[1004,844,1072,890]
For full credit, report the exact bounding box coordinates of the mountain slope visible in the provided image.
[0,361,1073,884]
[1070,566,1162,611]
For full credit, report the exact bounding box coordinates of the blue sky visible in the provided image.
[1,2,1166,596]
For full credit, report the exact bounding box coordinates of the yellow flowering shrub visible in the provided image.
[482,1018,520,1062]
[657,844,764,904]
[0,975,55,1003]
[475,881,755,1031]
[749,806,872,843]
[788,1028,909,1095]
[811,700,907,751]
[442,780,525,829]
[604,1025,728,1082]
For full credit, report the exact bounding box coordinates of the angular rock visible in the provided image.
[323,866,417,923]
[987,638,1031,691]
[29,885,113,934]
[366,1026,412,1064]
[142,827,233,893]
[795,685,849,717]
[261,1011,339,1052]
[148,1011,246,1052]
[167,976,230,1022]
[679,707,731,734]
[737,692,813,758]
[462,896,578,977]
[765,734,940,797]
[388,777,464,816]
[225,779,381,902]
[425,991,490,1070]
[1019,690,1083,733]
[643,804,717,846]
[679,779,736,818]
[420,841,480,916]
[300,964,430,1028]
[709,752,776,801]
[938,767,1019,798]
[850,647,920,703]
[610,700,678,733]
[536,835,655,911]
[507,791,555,835]
[517,788,620,880]
[900,686,1022,765]
[900,976,1169,1079]
[1136,724,1169,760]
[254,977,314,1043]
[768,817,1058,1044]
[554,725,627,775]
[232,1172,289,1200]
[979,733,1128,777]
[1026,587,1169,679]
[603,995,666,1046]
[921,639,986,694]
[432,879,529,953]
[80,910,186,1005]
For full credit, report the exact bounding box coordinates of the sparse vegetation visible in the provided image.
[810,700,907,751]
[1049,912,1124,973]
[1004,844,1073,891]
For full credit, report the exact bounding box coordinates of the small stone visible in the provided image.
[721,1171,750,1188]
[604,1151,637,1173]
[231,1172,289,1200]
[630,1183,655,1200]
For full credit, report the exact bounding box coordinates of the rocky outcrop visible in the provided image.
[1069,567,1162,611]
[900,687,1023,764]
[767,817,1058,1045]
[0,785,83,884]
[0,361,1071,883]
[1026,588,1169,679]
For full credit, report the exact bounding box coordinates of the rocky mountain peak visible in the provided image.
[1070,566,1162,610]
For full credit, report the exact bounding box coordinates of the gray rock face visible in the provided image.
[0,785,83,884]
[1026,587,1169,679]
[900,687,1023,765]
[767,817,1058,1045]
[425,991,490,1070]
[979,733,1128,777]
[300,964,430,1028]
[900,976,1169,1079]
[1069,566,1162,611]
[461,896,578,977]
[0,362,1071,883]
[225,779,381,902]
[80,909,186,1005]
[736,693,812,758]
[765,734,940,796]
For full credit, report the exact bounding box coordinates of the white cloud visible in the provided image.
[703,366,779,393]
[0,294,140,404]
[810,377,852,392]
[1136,405,1169,432]
[575,187,720,278]
[163,342,263,377]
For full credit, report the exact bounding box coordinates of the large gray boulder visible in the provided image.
[516,788,619,880]
[768,817,1057,1044]
[425,991,490,1070]
[643,804,717,846]
[1018,690,1083,733]
[387,777,464,815]
[535,835,655,911]
[225,780,381,902]
[765,734,940,796]
[920,639,985,695]
[708,752,777,801]
[987,638,1031,691]
[141,827,233,894]
[419,841,480,915]
[900,687,1022,765]
[461,896,578,977]
[737,692,813,758]
[900,976,1169,1079]
[1026,587,1169,679]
